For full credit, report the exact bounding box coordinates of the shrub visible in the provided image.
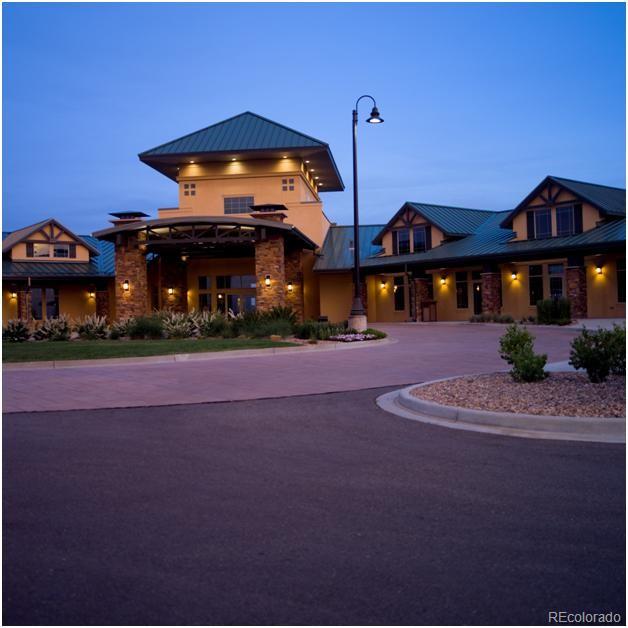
[294,320,347,340]
[265,306,297,326]
[364,328,387,339]
[77,314,108,340]
[197,311,232,338]
[33,315,72,341]
[162,311,197,339]
[499,324,547,382]
[248,318,294,339]
[536,298,572,325]
[127,315,163,339]
[3,319,31,342]
[109,317,133,340]
[569,325,626,383]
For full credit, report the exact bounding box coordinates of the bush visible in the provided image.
[3,319,31,342]
[77,314,108,340]
[536,298,572,325]
[265,306,297,325]
[499,324,547,382]
[364,328,387,339]
[294,320,347,340]
[162,311,197,339]
[197,311,232,338]
[569,325,626,383]
[108,318,133,340]
[127,315,163,339]
[248,318,294,339]
[33,315,72,341]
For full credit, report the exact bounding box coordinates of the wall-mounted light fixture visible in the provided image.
[380,278,387,289]
[181,254,188,262]
[596,265,603,275]
[264,274,271,287]
[511,271,518,280]
[88,290,96,299]
[10,291,17,300]
[168,287,174,296]
[440,276,447,285]
[122,280,130,292]
[287,281,293,293]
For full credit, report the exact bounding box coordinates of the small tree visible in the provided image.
[499,324,547,382]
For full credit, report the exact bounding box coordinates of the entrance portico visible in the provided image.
[94,214,317,321]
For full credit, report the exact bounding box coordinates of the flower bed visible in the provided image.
[411,372,625,418]
[329,332,379,342]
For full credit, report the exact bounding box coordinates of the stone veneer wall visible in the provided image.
[159,256,188,313]
[413,278,432,320]
[95,291,110,320]
[284,248,304,322]
[566,265,588,318]
[17,290,31,322]
[481,272,502,315]
[254,235,286,311]
[114,235,149,320]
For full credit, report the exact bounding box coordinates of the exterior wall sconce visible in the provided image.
[122,280,130,292]
[88,291,96,299]
[380,279,386,289]
[440,276,447,285]
[218,293,224,300]
[264,274,271,287]
[287,281,293,293]
[181,254,188,262]
[511,271,518,280]
[10,291,17,300]
[168,287,174,296]
[595,265,603,275]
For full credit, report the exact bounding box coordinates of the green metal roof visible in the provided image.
[139,111,344,191]
[372,202,494,244]
[501,176,626,227]
[313,225,385,271]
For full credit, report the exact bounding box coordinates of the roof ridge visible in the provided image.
[408,201,495,214]
[139,111,328,156]
[549,175,626,192]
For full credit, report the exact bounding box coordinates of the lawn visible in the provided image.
[2,338,298,363]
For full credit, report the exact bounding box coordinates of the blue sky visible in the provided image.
[3,2,626,233]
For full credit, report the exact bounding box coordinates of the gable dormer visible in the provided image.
[500,176,626,241]
[2,218,99,262]
[372,202,493,256]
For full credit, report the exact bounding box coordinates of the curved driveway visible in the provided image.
[3,323,578,413]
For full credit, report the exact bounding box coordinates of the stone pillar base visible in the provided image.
[348,314,368,332]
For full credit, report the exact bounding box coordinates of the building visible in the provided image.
[2,112,625,326]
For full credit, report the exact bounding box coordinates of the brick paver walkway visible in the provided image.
[3,323,579,413]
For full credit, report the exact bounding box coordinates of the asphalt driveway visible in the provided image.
[4,388,625,625]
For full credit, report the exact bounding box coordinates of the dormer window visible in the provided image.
[392,229,410,255]
[526,208,551,240]
[413,225,432,253]
[26,242,77,259]
[183,183,196,197]
[282,178,295,192]
[29,243,50,258]
[556,204,583,237]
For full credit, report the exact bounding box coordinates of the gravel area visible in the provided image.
[412,372,626,418]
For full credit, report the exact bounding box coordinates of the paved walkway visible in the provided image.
[3,323,580,413]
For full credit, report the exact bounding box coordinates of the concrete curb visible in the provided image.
[376,375,625,444]
[3,336,395,371]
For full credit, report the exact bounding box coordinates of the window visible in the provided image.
[32,243,50,258]
[548,263,564,299]
[393,276,405,311]
[30,287,58,320]
[224,196,254,214]
[456,272,469,309]
[556,204,583,237]
[53,243,74,258]
[183,183,196,197]
[282,178,295,192]
[198,293,212,311]
[392,229,410,255]
[527,208,551,240]
[198,276,211,291]
[529,264,544,306]
[617,259,625,303]
[413,226,428,253]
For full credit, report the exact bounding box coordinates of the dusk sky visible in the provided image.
[3,2,626,234]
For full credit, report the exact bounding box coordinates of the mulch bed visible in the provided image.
[412,372,626,418]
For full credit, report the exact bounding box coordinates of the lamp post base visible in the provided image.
[348,314,368,332]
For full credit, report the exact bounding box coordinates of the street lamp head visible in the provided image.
[366,106,384,124]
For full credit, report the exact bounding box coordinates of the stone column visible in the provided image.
[17,290,31,322]
[566,258,588,318]
[413,278,431,321]
[285,248,304,322]
[114,234,148,320]
[95,291,110,320]
[481,272,502,315]
[254,234,286,312]
[159,255,188,313]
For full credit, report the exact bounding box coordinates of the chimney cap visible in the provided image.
[109,211,150,219]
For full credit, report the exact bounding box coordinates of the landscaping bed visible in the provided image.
[2,338,297,363]
[411,372,625,418]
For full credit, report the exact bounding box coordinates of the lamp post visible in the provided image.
[348,95,384,331]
